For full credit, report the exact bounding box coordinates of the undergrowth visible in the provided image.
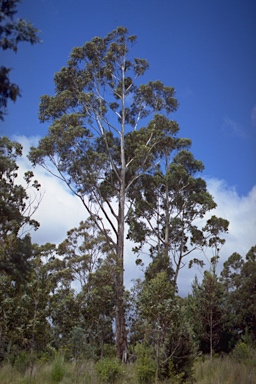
[194,355,256,384]
[0,354,255,384]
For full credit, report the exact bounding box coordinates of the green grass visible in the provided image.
[194,356,256,384]
[0,355,256,384]
[0,358,137,384]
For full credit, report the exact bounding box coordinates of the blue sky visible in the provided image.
[2,0,256,195]
[1,0,256,292]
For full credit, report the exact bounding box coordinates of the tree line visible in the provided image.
[0,5,255,381]
[0,151,255,379]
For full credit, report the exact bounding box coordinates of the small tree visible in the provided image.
[53,221,115,356]
[201,215,229,274]
[57,219,110,289]
[221,246,256,342]
[0,137,41,282]
[127,149,228,288]
[190,272,226,360]
[0,242,60,365]
[132,272,195,382]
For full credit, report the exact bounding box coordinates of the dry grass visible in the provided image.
[1,355,256,384]
[194,356,256,384]
[0,358,138,384]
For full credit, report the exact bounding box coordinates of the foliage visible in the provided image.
[232,341,256,364]
[0,136,41,281]
[28,26,185,359]
[49,285,81,351]
[127,149,229,288]
[50,354,67,383]
[167,361,186,384]
[220,246,256,341]
[0,243,60,363]
[95,357,122,383]
[190,272,226,359]
[134,343,156,384]
[0,0,41,119]
[0,22,254,381]
[57,219,110,288]
[69,326,87,360]
[201,215,229,274]
[7,238,114,363]
[0,138,45,364]
[0,353,255,384]
[130,272,196,382]
[52,220,116,357]
[12,350,30,373]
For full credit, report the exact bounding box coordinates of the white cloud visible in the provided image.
[178,178,256,295]
[13,136,256,294]
[31,174,87,245]
[13,135,87,245]
[206,178,256,256]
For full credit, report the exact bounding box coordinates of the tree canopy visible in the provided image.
[0,136,41,282]
[27,27,232,360]
[0,21,255,383]
[28,26,191,359]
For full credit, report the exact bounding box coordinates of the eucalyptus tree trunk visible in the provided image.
[210,307,213,362]
[115,63,128,360]
[173,227,185,287]
[164,154,170,261]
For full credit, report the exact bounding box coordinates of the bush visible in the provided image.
[232,341,254,363]
[95,357,122,383]
[167,361,185,384]
[136,363,155,384]
[50,354,67,382]
[102,344,116,359]
[135,344,156,384]
[14,351,31,373]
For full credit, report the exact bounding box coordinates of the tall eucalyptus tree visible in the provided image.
[29,27,189,359]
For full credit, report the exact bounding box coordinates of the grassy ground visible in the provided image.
[193,356,256,384]
[0,355,256,383]
[0,357,138,384]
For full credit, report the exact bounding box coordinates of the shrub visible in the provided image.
[50,354,66,382]
[135,344,156,384]
[14,351,31,373]
[103,344,116,359]
[167,361,185,384]
[95,357,122,383]
[232,341,254,363]
[136,363,155,384]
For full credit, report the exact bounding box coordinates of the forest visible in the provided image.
[0,2,256,383]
